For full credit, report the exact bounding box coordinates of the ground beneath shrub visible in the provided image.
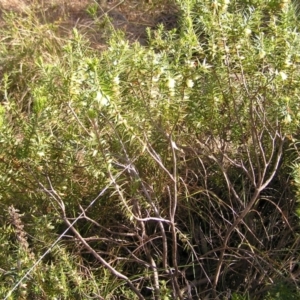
[0,0,179,49]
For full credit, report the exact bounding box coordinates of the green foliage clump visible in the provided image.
[1,0,300,299]
[265,282,300,299]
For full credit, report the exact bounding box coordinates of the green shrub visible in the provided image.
[1,0,300,299]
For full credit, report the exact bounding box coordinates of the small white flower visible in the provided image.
[244,28,252,37]
[95,90,103,102]
[152,74,160,82]
[95,91,110,106]
[113,76,120,85]
[279,71,288,80]
[259,50,266,59]
[167,77,176,89]
[153,53,162,64]
[183,92,190,100]
[169,90,175,97]
[284,114,292,124]
[214,96,220,103]
[150,88,160,98]
[37,151,45,157]
[186,79,194,88]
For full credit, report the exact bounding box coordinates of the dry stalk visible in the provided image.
[37,176,145,300]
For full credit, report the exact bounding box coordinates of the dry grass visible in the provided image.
[0,0,179,49]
